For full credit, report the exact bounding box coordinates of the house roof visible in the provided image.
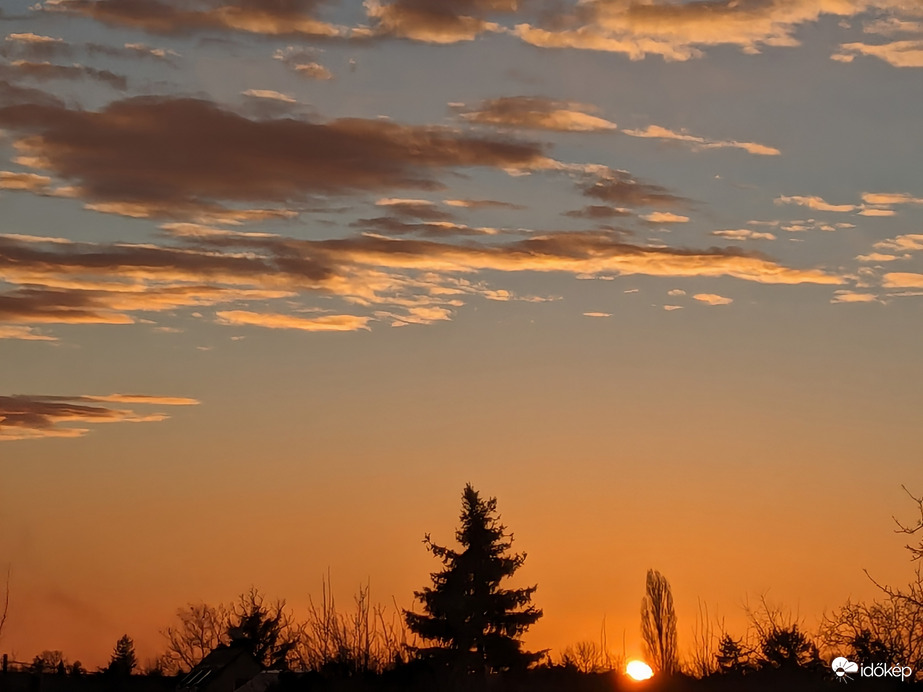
[178,643,259,691]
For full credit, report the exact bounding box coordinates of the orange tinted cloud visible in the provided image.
[834,40,923,67]
[513,0,896,60]
[45,0,347,38]
[623,124,780,155]
[457,96,618,132]
[711,229,777,241]
[365,0,516,43]
[693,293,733,305]
[776,195,856,212]
[0,393,199,441]
[0,229,843,340]
[216,310,370,332]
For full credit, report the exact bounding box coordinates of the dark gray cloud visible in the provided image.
[0,61,128,90]
[0,95,547,218]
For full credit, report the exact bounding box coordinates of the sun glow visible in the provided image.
[626,660,654,681]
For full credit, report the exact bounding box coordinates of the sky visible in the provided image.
[0,0,922,671]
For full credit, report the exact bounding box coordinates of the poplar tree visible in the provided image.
[405,485,543,675]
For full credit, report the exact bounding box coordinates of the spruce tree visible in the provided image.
[106,635,137,676]
[404,484,543,675]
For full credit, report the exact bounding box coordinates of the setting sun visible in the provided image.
[626,660,654,681]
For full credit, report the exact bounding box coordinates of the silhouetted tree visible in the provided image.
[715,634,752,675]
[106,635,137,676]
[227,588,298,670]
[30,651,66,675]
[640,569,678,675]
[69,661,86,677]
[868,486,923,610]
[162,601,230,672]
[821,592,923,672]
[758,624,819,670]
[404,484,543,675]
[0,566,9,643]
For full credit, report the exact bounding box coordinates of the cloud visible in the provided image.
[375,197,455,220]
[883,272,923,288]
[874,233,923,252]
[663,304,683,310]
[693,293,733,305]
[776,195,856,212]
[273,47,333,80]
[291,62,334,80]
[457,96,618,132]
[0,60,128,90]
[444,198,523,210]
[564,205,632,219]
[582,169,688,208]
[858,207,897,217]
[667,288,686,296]
[0,325,57,341]
[1,32,69,60]
[0,229,843,338]
[834,40,923,67]
[0,95,547,220]
[365,0,515,43]
[1,33,179,63]
[0,393,198,441]
[711,229,777,241]
[641,211,689,223]
[352,217,501,236]
[831,290,880,303]
[856,252,901,262]
[512,0,877,61]
[241,89,297,103]
[583,311,611,317]
[216,310,370,332]
[0,171,52,191]
[45,0,347,39]
[623,124,780,155]
[861,192,923,205]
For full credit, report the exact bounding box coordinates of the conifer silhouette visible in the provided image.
[405,484,543,675]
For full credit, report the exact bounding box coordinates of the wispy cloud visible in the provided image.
[623,124,780,156]
[776,195,856,212]
[711,229,777,241]
[45,0,348,39]
[834,40,923,67]
[216,310,370,332]
[456,96,617,132]
[0,393,199,441]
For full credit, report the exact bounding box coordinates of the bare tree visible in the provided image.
[162,602,230,673]
[640,569,678,675]
[687,600,719,677]
[866,486,923,609]
[295,574,412,674]
[820,596,923,673]
[0,566,9,643]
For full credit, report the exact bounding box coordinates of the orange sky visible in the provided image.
[2,0,923,671]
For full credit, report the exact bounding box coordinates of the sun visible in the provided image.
[626,660,654,681]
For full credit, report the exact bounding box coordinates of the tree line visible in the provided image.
[4,484,923,688]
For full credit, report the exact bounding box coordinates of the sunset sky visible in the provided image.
[1,0,922,670]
